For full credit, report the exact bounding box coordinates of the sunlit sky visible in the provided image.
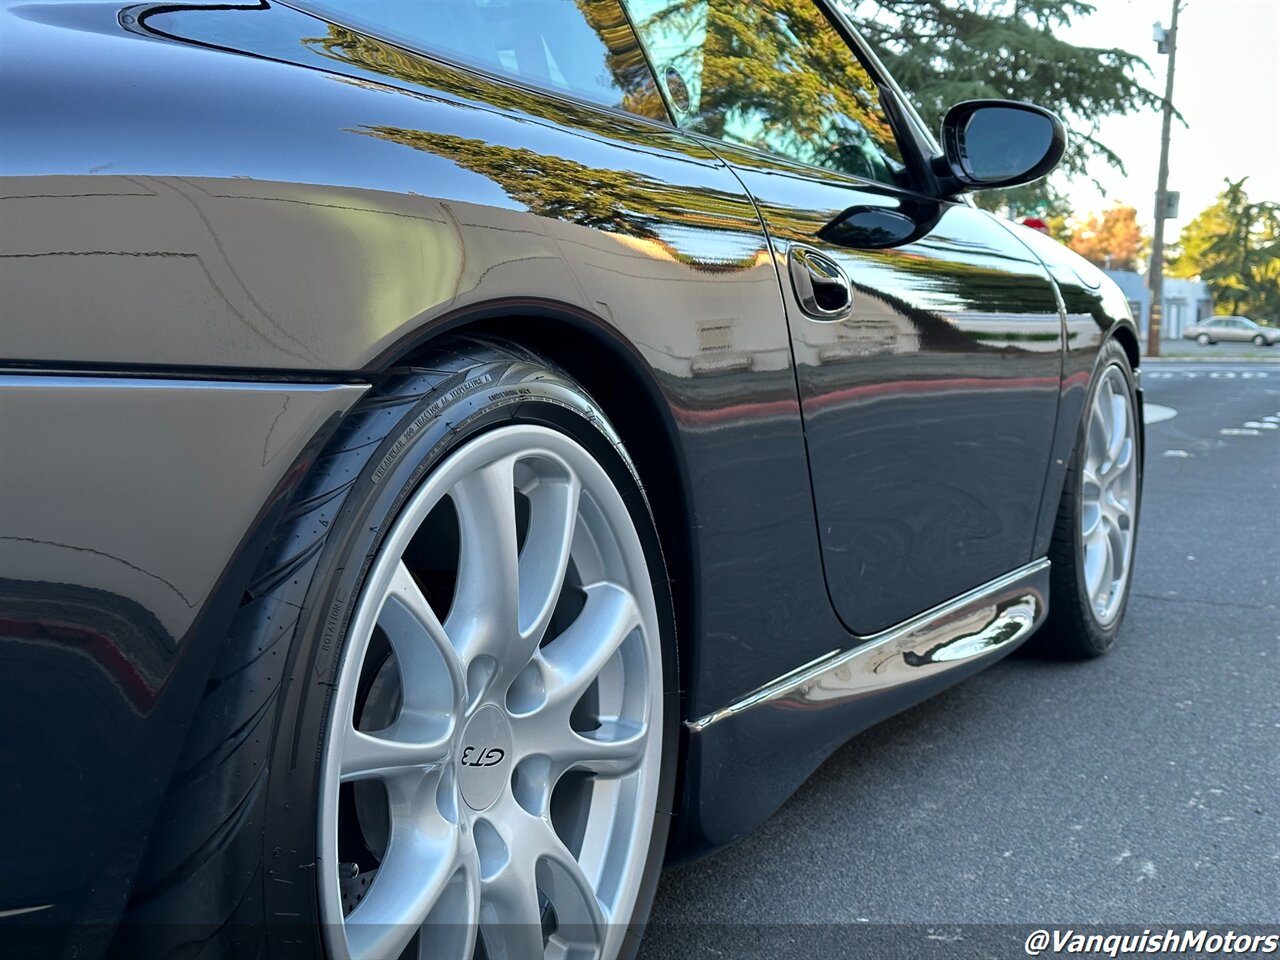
[1053,0,1280,239]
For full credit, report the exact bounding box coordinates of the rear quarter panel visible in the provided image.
[0,0,861,926]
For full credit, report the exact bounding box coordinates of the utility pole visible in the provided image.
[1147,0,1182,358]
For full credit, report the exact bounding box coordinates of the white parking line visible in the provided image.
[1144,403,1177,424]
[1144,370,1274,379]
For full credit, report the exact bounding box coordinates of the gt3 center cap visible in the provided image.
[457,704,512,811]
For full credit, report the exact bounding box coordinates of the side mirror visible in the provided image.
[935,100,1067,193]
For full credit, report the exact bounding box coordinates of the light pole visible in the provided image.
[1147,0,1183,358]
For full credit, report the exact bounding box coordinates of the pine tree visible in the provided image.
[842,0,1165,212]
[1168,179,1280,323]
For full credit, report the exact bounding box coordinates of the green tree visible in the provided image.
[635,0,909,185]
[1168,179,1280,323]
[1166,199,1230,280]
[309,1,1158,228]
[842,0,1165,210]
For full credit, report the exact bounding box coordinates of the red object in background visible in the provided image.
[1021,217,1050,235]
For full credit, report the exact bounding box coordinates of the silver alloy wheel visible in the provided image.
[1080,364,1138,626]
[317,424,664,960]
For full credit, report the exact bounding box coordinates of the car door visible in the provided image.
[625,0,1065,635]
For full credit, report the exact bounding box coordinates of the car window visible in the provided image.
[296,1,665,120]
[623,0,908,186]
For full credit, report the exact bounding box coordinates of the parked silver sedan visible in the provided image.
[1184,315,1280,346]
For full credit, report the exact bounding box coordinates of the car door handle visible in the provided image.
[788,245,852,321]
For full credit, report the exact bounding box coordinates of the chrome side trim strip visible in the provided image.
[687,559,1050,733]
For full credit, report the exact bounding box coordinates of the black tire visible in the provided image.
[1253,334,1267,347]
[1196,333,1212,345]
[1029,340,1142,659]
[112,338,679,960]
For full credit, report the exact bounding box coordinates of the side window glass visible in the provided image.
[299,1,665,120]
[624,0,907,186]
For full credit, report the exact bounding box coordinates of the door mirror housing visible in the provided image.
[934,100,1067,194]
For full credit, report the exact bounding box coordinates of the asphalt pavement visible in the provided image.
[641,359,1279,957]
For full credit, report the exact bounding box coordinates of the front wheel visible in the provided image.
[1196,333,1212,345]
[1031,340,1142,658]
[117,340,678,960]
[1253,334,1267,347]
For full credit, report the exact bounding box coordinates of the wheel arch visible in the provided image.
[1109,322,1141,373]
[376,302,700,742]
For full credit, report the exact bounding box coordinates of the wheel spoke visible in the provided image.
[1106,391,1129,465]
[1098,379,1116,446]
[536,831,607,951]
[1105,516,1127,586]
[1094,523,1117,608]
[511,582,647,779]
[447,456,521,671]
[1083,524,1108,604]
[539,582,641,714]
[1081,465,1101,494]
[380,562,464,721]
[1108,436,1133,479]
[344,818,461,960]
[1087,401,1109,471]
[1081,505,1102,539]
[479,800,605,960]
[1080,464,1102,538]
[478,813,547,960]
[518,473,581,648]
[341,726,450,782]
[553,719,648,778]
[417,832,481,960]
[1104,486,1129,521]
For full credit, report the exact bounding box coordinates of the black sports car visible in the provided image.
[0,2,1143,958]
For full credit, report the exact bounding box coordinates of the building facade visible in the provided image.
[1103,270,1213,340]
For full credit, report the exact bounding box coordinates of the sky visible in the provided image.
[1053,0,1280,240]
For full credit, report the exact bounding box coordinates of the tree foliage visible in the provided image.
[307,1,1165,225]
[630,0,909,185]
[1066,204,1148,271]
[1168,178,1280,323]
[1042,211,1073,244]
[842,0,1165,211]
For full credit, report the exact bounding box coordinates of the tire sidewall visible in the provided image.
[260,358,679,958]
[1069,341,1143,650]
